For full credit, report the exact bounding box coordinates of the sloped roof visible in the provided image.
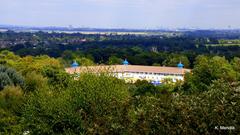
[65,65,191,75]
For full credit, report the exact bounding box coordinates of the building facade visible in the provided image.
[65,60,191,85]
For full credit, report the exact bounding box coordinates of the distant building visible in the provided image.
[65,59,191,85]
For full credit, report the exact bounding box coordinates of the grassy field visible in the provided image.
[206,44,240,47]
[206,39,240,47]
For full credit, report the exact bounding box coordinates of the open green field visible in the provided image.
[206,44,240,47]
[206,39,240,47]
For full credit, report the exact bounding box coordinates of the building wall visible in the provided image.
[65,64,189,84]
[114,72,184,83]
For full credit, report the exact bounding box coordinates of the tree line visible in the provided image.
[1,31,240,68]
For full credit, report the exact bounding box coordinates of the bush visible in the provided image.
[41,67,72,90]
[0,86,24,134]
[128,79,240,134]
[21,88,85,134]
[68,73,130,134]
[0,73,12,90]
[21,73,130,134]
[24,72,48,93]
[0,86,23,111]
[183,56,238,92]
[132,80,160,96]
[0,65,24,90]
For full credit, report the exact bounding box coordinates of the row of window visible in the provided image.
[116,73,183,80]
[122,71,183,76]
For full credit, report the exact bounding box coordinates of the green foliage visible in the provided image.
[24,72,48,93]
[131,80,160,96]
[231,57,240,80]
[0,51,62,75]
[0,73,12,90]
[41,67,72,90]
[61,50,76,60]
[163,54,190,68]
[68,73,130,134]
[231,57,240,72]
[76,57,95,66]
[0,86,23,112]
[108,56,123,65]
[22,88,85,134]
[127,80,240,135]
[18,55,62,75]
[21,73,130,134]
[178,80,240,134]
[0,51,239,134]
[152,63,161,66]
[0,65,24,90]
[0,86,24,134]
[183,56,238,92]
[0,108,23,134]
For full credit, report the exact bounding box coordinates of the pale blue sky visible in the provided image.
[1,0,240,29]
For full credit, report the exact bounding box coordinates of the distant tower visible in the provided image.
[122,59,129,65]
[177,61,184,68]
[71,60,79,68]
[122,59,129,78]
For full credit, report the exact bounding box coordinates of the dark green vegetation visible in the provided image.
[206,39,240,47]
[0,51,239,134]
[0,31,240,134]
[1,31,240,68]
[0,65,24,90]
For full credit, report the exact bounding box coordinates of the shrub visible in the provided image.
[0,65,24,90]
[0,86,24,134]
[21,73,130,134]
[128,79,240,134]
[0,73,12,90]
[132,80,160,96]
[68,73,130,134]
[24,72,48,93]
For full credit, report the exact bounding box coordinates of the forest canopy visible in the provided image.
[0,31,240,134]
[0,50,239,134]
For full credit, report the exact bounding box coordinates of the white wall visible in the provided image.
[114,72,184,83]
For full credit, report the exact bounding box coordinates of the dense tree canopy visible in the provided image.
[1,31,240,68]
[183,55,239,92]
[0,30,240,135]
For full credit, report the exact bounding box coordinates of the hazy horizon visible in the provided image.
[1,0,240,29]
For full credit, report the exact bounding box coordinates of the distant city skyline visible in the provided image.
[1,0,240,29]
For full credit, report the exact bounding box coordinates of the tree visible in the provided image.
[183,56,238,92]
[41,67,72,90]
[231,57,240,80]
[231,57,240,72]
[0,65,24,90]
[61,50,75,60]
[162,54,190,68]
[133,80,159,96]
[21,73,130,134]
[108,56,123,65]
[0,86,24,134]
[76,57,95,66]
[24,72,48,93]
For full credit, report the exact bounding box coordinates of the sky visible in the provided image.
[1,0,240,29]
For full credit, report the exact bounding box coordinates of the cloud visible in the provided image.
[0,0,240,28]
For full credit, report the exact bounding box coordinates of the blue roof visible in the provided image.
[122,59,129,65]
[177,62,184,68]
[71,61,79,68]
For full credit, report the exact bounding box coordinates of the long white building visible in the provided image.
[65,60,191,85]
